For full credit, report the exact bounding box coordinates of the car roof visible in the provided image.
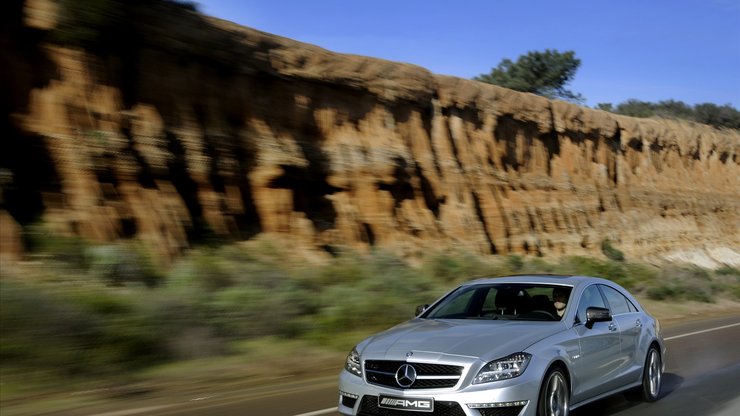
[463,274,609,288]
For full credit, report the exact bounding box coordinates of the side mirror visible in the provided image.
[415,304,429,317]
[585,307,612,328]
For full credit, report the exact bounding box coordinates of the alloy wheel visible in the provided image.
[647,348,662,399]
[544,370,569,416]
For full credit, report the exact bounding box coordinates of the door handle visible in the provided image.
[608,323,617,332]
[635,319,642,328]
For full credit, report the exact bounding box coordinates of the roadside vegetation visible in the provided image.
[596,99,740,130]
[2,228,739,401]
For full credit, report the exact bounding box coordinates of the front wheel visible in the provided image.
[641,346,662,401]
[538,367,569,416]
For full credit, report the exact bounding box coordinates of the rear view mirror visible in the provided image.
[585,307,612,328]
[415,304,429,316]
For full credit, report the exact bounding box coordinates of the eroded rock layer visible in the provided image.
[2,1,739,265]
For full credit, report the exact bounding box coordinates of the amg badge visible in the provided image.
[378,394,434,412]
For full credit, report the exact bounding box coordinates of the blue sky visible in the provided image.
[198,0,740,108]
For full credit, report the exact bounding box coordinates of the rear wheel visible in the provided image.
[641,346,662,401]
[538,367,569,416]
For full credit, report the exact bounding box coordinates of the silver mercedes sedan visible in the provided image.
[338,275,665,416]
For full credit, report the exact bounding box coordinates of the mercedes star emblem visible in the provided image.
[395,364,417,388]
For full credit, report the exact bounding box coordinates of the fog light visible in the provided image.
[339,391,359,409]
[340,391,359,399]
[467,400,528,409]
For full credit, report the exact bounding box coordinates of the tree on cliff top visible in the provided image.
[475,49,584,103]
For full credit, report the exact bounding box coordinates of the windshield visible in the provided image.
[423,283,572,321]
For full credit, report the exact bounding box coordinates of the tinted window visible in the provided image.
[577,285,607,323]
[600,285,631,315]
[481,287,498,311]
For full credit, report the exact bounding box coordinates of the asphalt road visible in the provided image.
[95,315,740,416]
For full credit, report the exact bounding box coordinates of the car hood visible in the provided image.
[360,319,565,361]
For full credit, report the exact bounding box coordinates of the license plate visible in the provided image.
[378,394,434,412]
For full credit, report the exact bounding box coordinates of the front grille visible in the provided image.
[477,407,524,416]
[365,360,463,390]
[366,361,462,375]
[358,396,466,416]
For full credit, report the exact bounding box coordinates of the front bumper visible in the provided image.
[338,368,541,416]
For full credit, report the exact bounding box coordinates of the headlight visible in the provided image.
[473,353,531,384]
[345,348,362,377]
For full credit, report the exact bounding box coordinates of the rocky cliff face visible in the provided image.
[2,1,738,266]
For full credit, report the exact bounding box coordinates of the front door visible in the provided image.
[571,285,621,402]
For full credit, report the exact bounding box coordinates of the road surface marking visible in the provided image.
[190,395,216,401]
[665,322,740,341]
[92,405,177,416]
[292,407,338,416]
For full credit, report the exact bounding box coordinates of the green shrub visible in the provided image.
[305,251,372,288]
[646,266,717,302]
[88,243,163,287]
[646,285,682,301]
[190,249,234,291]
[556,256,627,282]
[622,263,659,292]
[647,283,713,303]
[22,223,90,269]
[730,284,740,300]
[421,250,499,283]
[207,279,315,339]
[425,252,469,282]
[520,257,557,274]
[0,281,171,377]
[506,255,524,272]
[716,266,740,276]
[601,239,625,262]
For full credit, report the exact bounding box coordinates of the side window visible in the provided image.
[577,285,607,323]
[481,288,498,312]
[600,285,631,315]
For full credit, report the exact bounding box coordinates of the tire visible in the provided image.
[538,367,569,416]
[641,346,662,402]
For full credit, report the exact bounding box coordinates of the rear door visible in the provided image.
[600,284,644,385]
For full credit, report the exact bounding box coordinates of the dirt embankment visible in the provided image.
[2,0,739,265]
